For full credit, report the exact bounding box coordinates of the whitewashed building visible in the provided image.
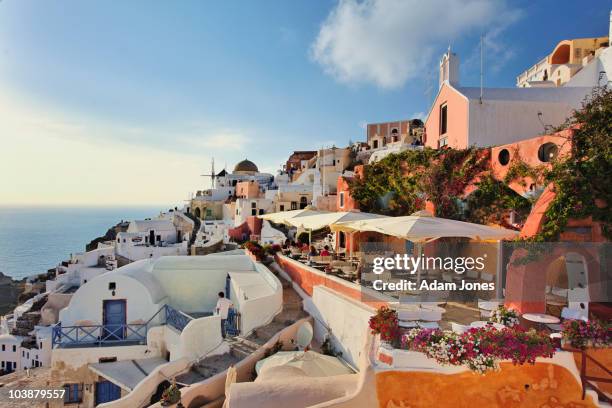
[50,253,282,406]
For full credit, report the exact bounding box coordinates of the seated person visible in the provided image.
[320,245,330,257]
[309,245,318,257]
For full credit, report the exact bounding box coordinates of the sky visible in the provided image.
[0,0,609,207]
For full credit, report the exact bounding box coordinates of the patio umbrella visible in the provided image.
[285,211,388,231]
[258,208,331,226]
[330,212,518,242]
[255,351,353,377]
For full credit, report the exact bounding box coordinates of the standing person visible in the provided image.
[216,292,233,338]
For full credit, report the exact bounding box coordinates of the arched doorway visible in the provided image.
[194,207,201,219]
[544,253,589,316]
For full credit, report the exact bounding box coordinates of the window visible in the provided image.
[258,209,264,215]
[291,201,297,210]
[12,345,16,352]
[108,282,116,291]
[1,345,4,351]
[339,192,345,208]
[498,149,510,166]
[64,384,83,404]
[300,196,308,209]
[440,104,448,135]
[251,209,257,216]
[372,140,378,149]
[439,137,448,148]
[279,205,285,211]
[538,143,558,162]
[1,361,4,368]
[251,202,256,208]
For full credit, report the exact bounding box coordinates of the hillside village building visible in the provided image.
[424,50,600,149]
[517,36,609,87]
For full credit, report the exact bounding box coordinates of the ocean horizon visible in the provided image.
[0,205,167,280]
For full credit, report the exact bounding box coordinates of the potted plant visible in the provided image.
[369,307,399,347]
[488,305,519,327]
[160,379,181,406]
[562,319,611,349]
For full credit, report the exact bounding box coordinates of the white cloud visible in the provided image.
[311,0,521,88]
[411,112,426,120]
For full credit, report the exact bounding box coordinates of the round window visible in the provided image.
[537,143,558,162]
[498,149,510,166]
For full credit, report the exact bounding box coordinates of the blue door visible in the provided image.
[95,380,121,405]
[103,299,126,341]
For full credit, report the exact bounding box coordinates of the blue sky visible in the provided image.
[0,0,610,206]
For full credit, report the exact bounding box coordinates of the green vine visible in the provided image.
[533,87,612,241]
[349,147,529,226]
[348,87,611,242]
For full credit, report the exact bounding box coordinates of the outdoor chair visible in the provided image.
[477,299,500,319]
[451,322,470,334]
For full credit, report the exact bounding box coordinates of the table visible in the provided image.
[522,313,560,331]
[470,321,505,330]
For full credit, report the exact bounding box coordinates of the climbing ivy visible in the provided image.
[348,147,529,225]
[534,86,612,241]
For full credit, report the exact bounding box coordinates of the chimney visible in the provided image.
[439,47,460,89]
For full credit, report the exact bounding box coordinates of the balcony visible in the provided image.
[52,304,194,348]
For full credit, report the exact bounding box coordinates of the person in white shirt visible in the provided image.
[216,291,233,337]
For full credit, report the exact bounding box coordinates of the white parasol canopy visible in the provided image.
[258,208,331,226]
[330,212,518,242]
[255,351,353,377]
[285,211,388,231]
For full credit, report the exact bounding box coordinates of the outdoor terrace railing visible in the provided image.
[164,304,194,332]
[52,304,194,348]
[52,323,148,348]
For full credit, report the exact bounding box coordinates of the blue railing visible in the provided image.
[164,304,193,332]
[52,304,195,348]
[52,323,147,348]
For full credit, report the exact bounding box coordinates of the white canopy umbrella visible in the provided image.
[258,208,331,226]
[286,211,388,230]
[255,351,353,377]
[330,212,518,242]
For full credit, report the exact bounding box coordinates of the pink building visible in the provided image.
[424,51,592,149]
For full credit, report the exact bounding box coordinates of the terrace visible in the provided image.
[51,304,200,348]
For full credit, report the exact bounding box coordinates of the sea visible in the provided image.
[0,206,164,280]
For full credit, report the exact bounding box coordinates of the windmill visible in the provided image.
[200,158,216,189]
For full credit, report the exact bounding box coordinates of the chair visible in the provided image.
[397,308,420,329]
[478,299,500,319]
[420,309,442,322]
[450,322,470,334]
[417,321,439,329]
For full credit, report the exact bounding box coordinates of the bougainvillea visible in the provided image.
[349,147,529,225]
[402,326,555,374]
